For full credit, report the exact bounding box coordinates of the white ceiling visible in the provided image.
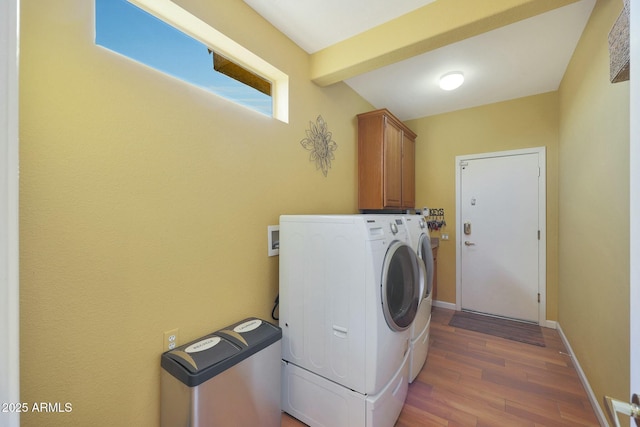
[242,0,438,54]
[244,0,596,120]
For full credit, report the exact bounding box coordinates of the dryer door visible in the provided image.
[418,234,435,298]
[381,241,421,331]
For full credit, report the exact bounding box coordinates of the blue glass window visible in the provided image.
[95,0,272,116]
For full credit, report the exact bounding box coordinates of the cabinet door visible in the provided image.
[401,134,415,208]
[384,118,403,208]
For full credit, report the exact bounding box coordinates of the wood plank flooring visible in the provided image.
[281,307,601,426]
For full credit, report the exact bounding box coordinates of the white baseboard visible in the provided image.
[556,323,608,427]
[543,319,557,329]
[432,300,456,311]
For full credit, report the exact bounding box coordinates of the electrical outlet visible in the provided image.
[441,233,449,240]
[163,328,179,352]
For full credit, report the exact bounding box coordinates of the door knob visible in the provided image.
[464,241,476,246]
[605,394,640,427]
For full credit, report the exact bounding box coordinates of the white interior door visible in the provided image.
[458,149,544,324]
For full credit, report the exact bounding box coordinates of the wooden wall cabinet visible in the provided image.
[357,109,417,210]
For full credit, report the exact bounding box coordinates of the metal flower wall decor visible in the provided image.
[300,115,337,177]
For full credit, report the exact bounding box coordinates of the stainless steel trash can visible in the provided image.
[160,318,282,427]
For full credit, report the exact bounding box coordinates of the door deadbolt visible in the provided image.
[464,222,471,235]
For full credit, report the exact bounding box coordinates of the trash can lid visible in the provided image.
[162,334,242,387]
[216,318,281,350]
[161,318,281,387]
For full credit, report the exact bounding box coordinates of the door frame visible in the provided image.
[455,147,547,326]
[1,0,20,426]
[630,0,639,404]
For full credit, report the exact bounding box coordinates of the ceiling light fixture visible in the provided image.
[439,72,464,91]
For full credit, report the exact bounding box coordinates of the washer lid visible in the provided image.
[381,241,421,331]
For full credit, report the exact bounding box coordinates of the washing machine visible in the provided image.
[279,215,423,427]
[402,214,435,383]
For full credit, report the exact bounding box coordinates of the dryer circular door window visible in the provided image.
[381,241,422,331]
[418,234,435,298]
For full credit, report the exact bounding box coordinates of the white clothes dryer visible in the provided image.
[279,215,423,427]
[402,214,435,383]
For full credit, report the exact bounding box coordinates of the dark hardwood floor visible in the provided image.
[282,307,601,426]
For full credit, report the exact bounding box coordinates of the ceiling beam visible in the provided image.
[310,0,579,86]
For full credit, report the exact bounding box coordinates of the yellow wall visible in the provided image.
[19,1,371,425]
[407,92,560,320]
[558,0,630,414]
